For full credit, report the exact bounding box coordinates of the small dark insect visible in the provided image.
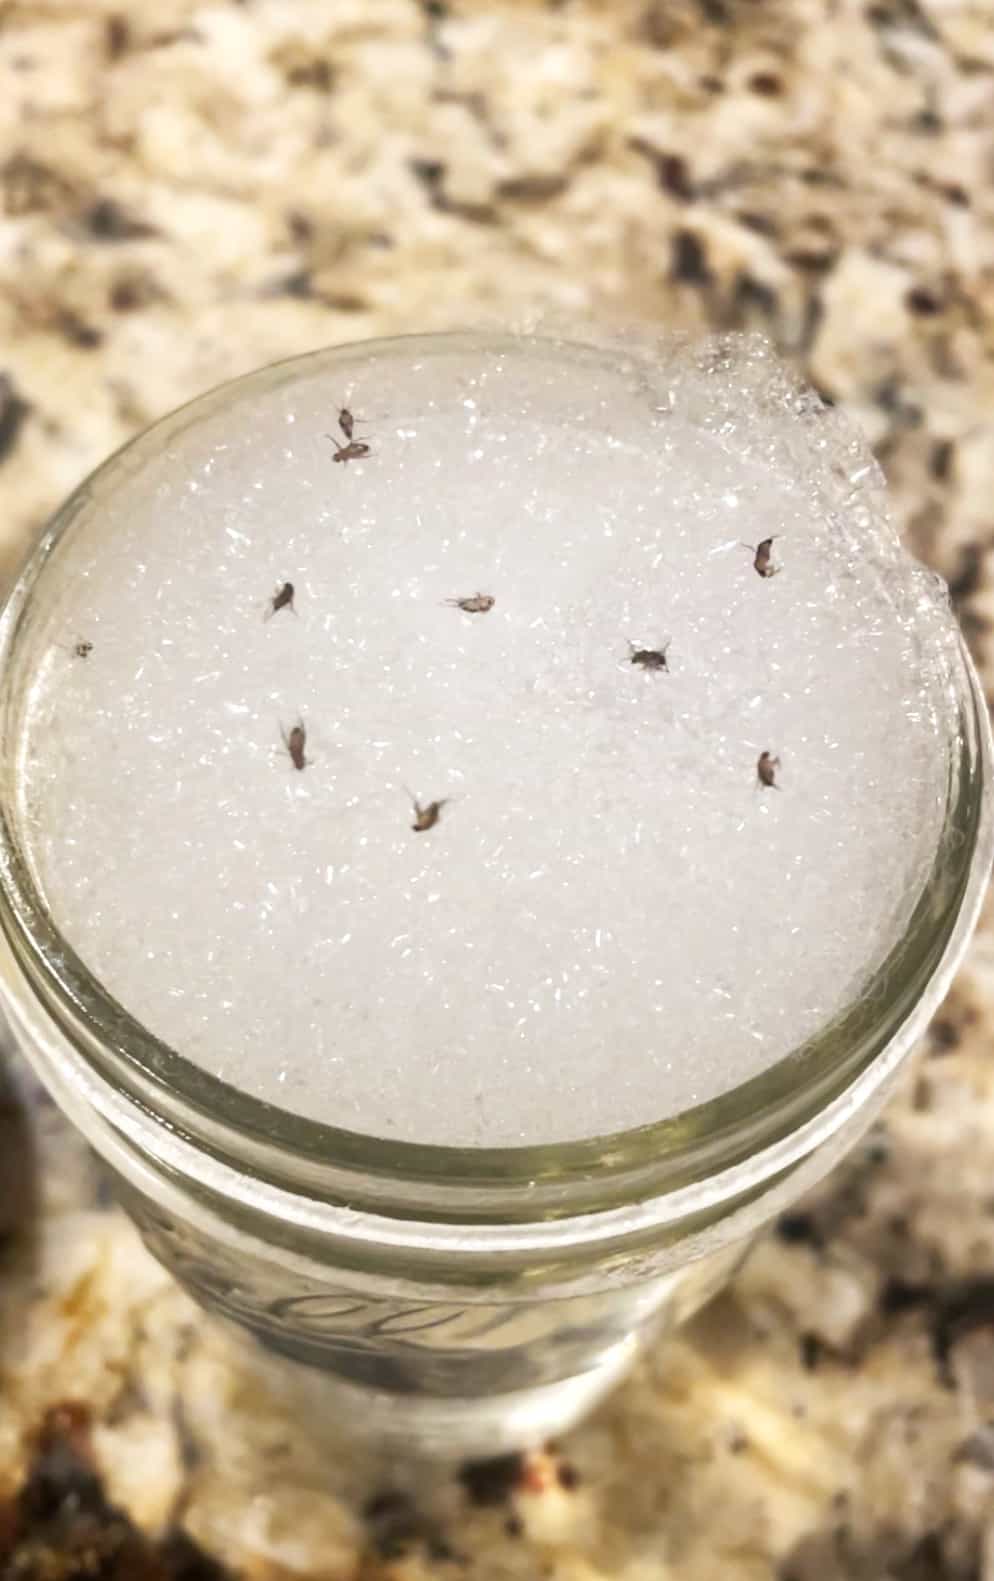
[629,640,670,672]
[338,407,356,440]
[73,640,93,658]
[757,750,781,789]
[326,433,371,464]
[743,537,779,578]
[265,581,296,619]
[445,593,495,614]
[281,719,309,771]
[405,787,447,833]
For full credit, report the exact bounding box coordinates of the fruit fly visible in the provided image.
[338,407,357,441]
[265,581,296,620]
[743,537,779,578]
[628,640,670,672]
[445,593,495,614]
[757,750,780,789]
[327,434,371,464]
[281,719,309,771]
[404,786,447,832]
[73,640,93,658]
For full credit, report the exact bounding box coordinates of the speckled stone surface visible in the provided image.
[2,0,994,1576]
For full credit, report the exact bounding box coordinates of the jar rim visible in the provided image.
[0,333,990,1222]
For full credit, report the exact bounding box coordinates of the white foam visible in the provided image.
[16,332,961,1146]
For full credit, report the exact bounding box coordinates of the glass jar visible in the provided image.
[0,338,989,1458]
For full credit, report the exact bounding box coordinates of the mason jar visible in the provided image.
[0,337,989,1458]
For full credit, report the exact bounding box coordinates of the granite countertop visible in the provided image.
[2,1,994,1576]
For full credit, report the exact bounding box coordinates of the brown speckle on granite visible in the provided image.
[0,1402,230,1581]
[799,1332,824,1373]
[776,1212,825,1250]
[108,273,167,314]
[628,139,695,200]
[56,310,103,350]
[0,375,31,465]
[81,200,159,244]
[362,1490,456,1563]
[264,269,314,301]
[880,1277,994,1389]
[2,1,994,1577]
[2,154,78,218]
[555,1461,581,1491]
[671,229,712,285]
[458,1454,523,1507]
[104,17,130,62]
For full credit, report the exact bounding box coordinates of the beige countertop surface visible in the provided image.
[3,1,994,1576]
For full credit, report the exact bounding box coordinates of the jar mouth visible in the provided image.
[0,334,990,1218]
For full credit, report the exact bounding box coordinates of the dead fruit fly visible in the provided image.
[265,581,296,620]
[281,719,309,771]
[404,786,447,833]
[337,405,373,446]
[743,537,779,578]
[757,750,780,789]
[444,593,495,614]
[326,433,371,464]
[72,640,93,658]
[629,640,670,672]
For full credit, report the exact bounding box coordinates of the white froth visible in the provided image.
[16,333,960,1146]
